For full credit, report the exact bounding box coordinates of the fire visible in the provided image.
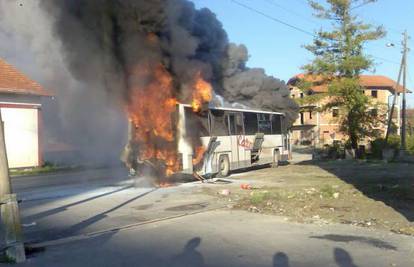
[192,146,206,165]
[126,62,213,180]
[192,72,213,112]
[127,63,180,177]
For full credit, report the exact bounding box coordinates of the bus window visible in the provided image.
[258,114,272,134]
[271,114,282,135]
[244,112,258,135]
[227,114,236,135]
[210,109,228,136]
[235,114,244,135]
[185,107,209,137]
[227,113,244,135]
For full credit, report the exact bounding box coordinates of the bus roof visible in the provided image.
[180,103,285,116]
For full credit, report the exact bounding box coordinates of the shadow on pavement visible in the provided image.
[273,252,290,267]
[170,237,205,267]
[298,160,414,222]
[334,248,359,267]
[310,234,397,251]
[23,185,133,222]
[59,188,158,238]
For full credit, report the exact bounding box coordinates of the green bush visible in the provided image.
[370,135,401,159]
[408,135,414,154]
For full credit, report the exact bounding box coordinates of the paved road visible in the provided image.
[2,167,414,266]
[10,210,414,267]
[11,168,130,203]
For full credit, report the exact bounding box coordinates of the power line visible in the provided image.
[351,0,372,10]
[263,0,319,26]
[230,0,315,37]
[230,0,401,66]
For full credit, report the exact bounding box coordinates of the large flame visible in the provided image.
[126,63,213,178]
[127,63,179,177]
[192,72,213,113]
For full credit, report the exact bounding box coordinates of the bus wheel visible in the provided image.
[217,155,230,177]
[272,150,280,168]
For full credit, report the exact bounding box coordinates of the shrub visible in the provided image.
[408,135,414,155]
[370,135,400,159]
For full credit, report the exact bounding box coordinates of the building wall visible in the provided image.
[290,86,394,146]
[0,95,42,168]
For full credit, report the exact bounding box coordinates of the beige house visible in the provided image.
[0,58,52,168]
[288,74,407,146]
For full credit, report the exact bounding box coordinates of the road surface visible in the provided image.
[1,167,413,266]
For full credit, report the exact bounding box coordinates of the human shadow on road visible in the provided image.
[334,248,359,267]
[273,252,290,267]
[23,185,133,222]
[170,237,205,267]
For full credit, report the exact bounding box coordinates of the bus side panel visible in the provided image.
[213,136,232,171]
[243,134,285,165]
[261,134,284,164]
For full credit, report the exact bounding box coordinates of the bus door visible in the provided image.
[227,112,244,169]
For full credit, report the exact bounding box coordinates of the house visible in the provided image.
[0,58,52,168]
[288,74,408,146]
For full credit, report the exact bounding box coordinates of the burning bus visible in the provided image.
[124,101,291,181]
[177,104,290,177]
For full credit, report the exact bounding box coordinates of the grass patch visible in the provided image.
[320,185,336,198]
[9,162,76,176]
[250,190,281,205]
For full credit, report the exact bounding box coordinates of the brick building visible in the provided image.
[0,58,52,168]
[288,74,407,146]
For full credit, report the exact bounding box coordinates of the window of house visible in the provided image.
[300,93,304,99]
[309,111,313,119]
[371,90,378,98]
[300,112,304,125]
[371,108,378,117]
[332,108,339,118]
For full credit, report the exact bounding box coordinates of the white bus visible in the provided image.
[177,104,291,177]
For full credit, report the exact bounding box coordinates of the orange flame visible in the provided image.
[192,146,206,165]
[192,72,213,112]
[127,63,180,177]
[126,62,213,179]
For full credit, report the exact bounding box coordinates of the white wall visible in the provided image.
[1,107,39,168]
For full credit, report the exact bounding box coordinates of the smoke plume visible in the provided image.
[1,0,298,166]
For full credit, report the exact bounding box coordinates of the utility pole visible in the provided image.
[0,112,25,263]
[400,30,409,151]
[385,55,404,142]
[385,30,410,151]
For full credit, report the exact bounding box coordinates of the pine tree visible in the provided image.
[303,0,386,149]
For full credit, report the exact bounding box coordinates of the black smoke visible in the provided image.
[1,0,298,166]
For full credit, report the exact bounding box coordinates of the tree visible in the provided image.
[302,0,386,149]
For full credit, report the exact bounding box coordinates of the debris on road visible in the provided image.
[219,189,231,196]
[240,184,252,190]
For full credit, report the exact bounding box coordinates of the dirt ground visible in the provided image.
[201,160,414,236]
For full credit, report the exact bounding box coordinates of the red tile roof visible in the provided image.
[289,73,409,94]
[0,58,52,96]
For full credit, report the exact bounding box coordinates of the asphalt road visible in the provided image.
[2,166,413,266]
[11,210,414,267]
[11,168,129,194]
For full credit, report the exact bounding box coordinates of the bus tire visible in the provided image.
[272,150,280,168]
[217,154,230,177]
